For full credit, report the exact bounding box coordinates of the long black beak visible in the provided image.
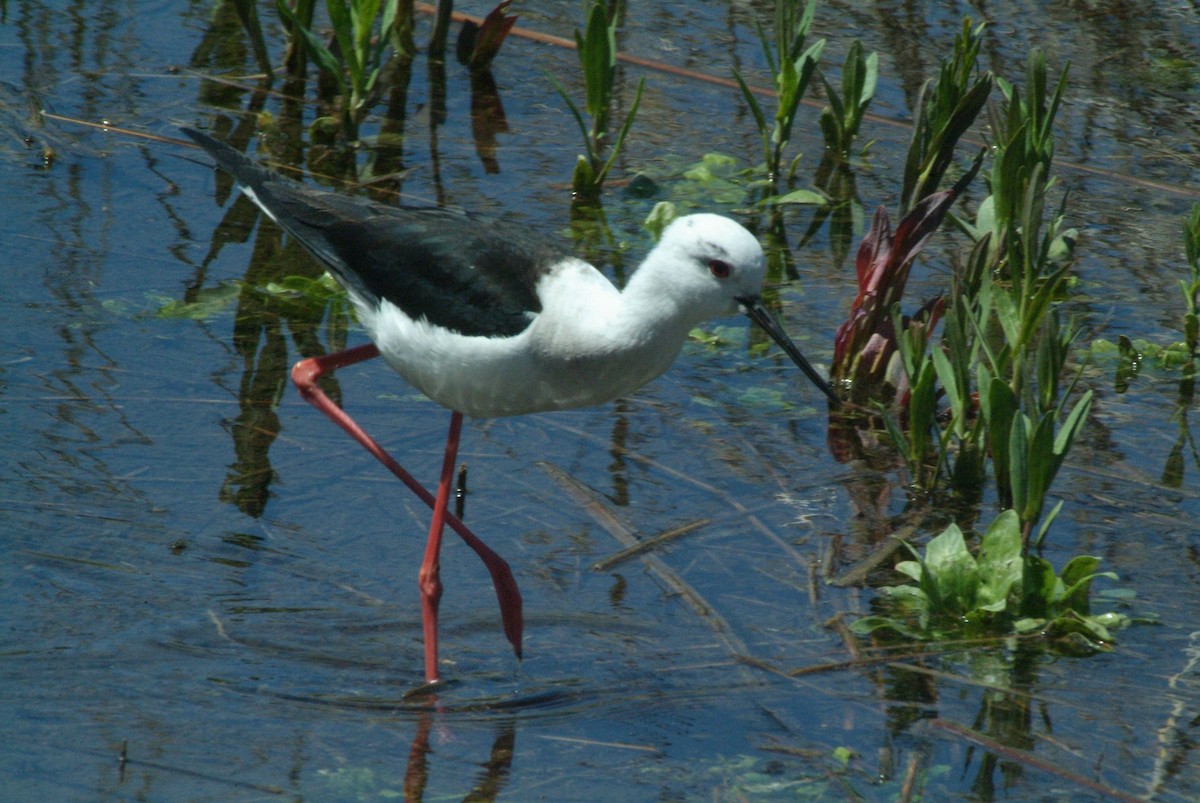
[739,296,840,405]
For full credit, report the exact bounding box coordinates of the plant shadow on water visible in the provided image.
[3,0,1200,800]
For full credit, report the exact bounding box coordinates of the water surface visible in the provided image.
[2,1,1199,799]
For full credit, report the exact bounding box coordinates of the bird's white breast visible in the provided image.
[359,258,691,418]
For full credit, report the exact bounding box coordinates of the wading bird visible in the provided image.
[184,127,837,684]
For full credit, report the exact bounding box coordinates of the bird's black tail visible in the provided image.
[182,128,282,202]
[181,126,382,305]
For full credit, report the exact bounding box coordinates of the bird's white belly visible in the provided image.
[364,299,683,418]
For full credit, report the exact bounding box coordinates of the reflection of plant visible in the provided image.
[853,510,1129,655]
[550,0,645,206]
[230,0,275,77]
[732,0,825,189]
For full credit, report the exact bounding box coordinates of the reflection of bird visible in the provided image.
[183,127,836,685]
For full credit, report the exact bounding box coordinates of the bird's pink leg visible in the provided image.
[417,411,462,683]
[291,347,524,672]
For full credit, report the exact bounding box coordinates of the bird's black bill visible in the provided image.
[740,297,840,405]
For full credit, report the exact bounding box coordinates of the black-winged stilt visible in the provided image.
[183,127,837,684]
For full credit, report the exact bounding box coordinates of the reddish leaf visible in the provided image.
[829,154,981,396]
[468,2,519,72]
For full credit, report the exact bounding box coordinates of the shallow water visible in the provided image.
[2,1,1199,800]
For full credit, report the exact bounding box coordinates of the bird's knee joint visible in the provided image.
[291,358,323,390]
[418,568,443,604]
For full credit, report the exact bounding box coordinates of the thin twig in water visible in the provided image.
[539,418,810,569]
[828,518,925,587]
[925,719,1142,803]
[824,611,863,660]
[538,461,757,672]
[590,518,711,571]
[897,749,924,803]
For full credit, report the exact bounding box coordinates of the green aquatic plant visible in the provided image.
[276,0,402,140]
[940,50,1084,534]
[550,0,645,206]
[852,510,1129,655]
[900,18,992,214]
[826,17,988,411]
[817,39,878,161]
[1180,203,1200,359]
[1089,202,1200,388]
[834,41,1087,546]
[1087,204,1200,488]
[830,163,979,406]
[155,274,344,322]
[732,0,826,189]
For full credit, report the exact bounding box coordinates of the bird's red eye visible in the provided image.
[709,259,732,279]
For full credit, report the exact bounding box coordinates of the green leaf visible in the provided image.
[1020,555,1057,619]
[759,188,827,206]
[571,154,599,199]
[1008,412,1030,518]
[1058,555,1108,612]
[1044,613,1112,655]
[644,201,677,240]
[156,282,242,320]
[1053,389,1093,467]
[908,360,939,450]
[879,584,930,607]
[984,374,1017,505]
[975,510,1022,611]
[849,615,924,639]
[859,50,879,107]
[930,346,960,419]
[547,73,596,164]
[324,0,361,85]
[820,73,844,132]
[597,77,645,186]
[277,0,347,94]
[1031,498,1063,549]
[578,0,614,120]
[923,523,979,613]
[1022,409,1056,522]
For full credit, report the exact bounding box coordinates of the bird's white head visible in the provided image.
[625,213,840,404]
[639,213,768,321]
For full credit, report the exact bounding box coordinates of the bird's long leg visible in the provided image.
[290,346,524,666]
[417,411,462,683]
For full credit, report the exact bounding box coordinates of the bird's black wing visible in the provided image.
[183,128,555,337]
